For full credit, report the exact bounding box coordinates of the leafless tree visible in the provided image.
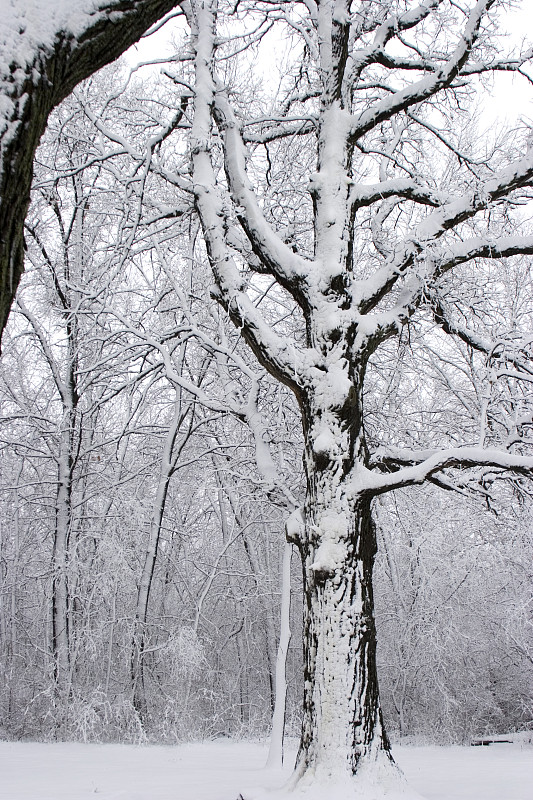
[186,1,533,793]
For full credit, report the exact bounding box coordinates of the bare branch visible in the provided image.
[213,91,312,306]
[349,0,497,142]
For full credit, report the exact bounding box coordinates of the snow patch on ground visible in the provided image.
[249,755,424,800]
[0,738,531,800]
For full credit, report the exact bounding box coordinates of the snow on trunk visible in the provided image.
[295,498,392,780]
[283,353,399,788]
[249,377,417,800]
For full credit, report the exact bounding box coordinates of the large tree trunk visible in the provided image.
[286,365,399,789]
[295,496,391,782]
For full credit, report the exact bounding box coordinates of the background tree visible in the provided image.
[0,70,304,741]
[375,487,533,742]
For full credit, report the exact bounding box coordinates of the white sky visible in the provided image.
[489,3,533,125]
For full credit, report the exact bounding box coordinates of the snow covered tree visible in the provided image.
[1,61,302,742]
[186,0,533,795]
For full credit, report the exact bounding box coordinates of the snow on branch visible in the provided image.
[428,291,533,404]
[418,149,533,241]
[350,0,442,85]
[80,101,192,194]
[90,306,231,414]
[242,118,316,145]
[460,48,533,80]
[373,46,533,81]
[434,234,533,276]
[190,0,311,394]
[213,92,312,307]
[193,163,306,391]
[366,445,533,495]
[357,153,533,314]
[349,0,498,142]
[349,178,445,210]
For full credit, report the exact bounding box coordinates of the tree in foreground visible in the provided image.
[186,0,533,795]
[0,0,180,340]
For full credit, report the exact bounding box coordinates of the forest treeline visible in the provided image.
[0,70,530,746]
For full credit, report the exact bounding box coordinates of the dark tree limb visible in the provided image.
[0,0,179,346]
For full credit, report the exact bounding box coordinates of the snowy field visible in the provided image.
[0,739,531,800]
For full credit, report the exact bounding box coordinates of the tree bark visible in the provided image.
[287,363,397,786]
[295,497,392,779]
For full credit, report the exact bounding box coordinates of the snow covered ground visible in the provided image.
[0,738,531,800]
[0,741,533,800]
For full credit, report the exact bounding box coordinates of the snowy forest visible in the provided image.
[0,1,532,798]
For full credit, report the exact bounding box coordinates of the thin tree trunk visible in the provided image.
[131,398,182,721]
[105,578,118,698]
[220,477,281,724]
[51,412,75,715]
[266,540,293,769]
